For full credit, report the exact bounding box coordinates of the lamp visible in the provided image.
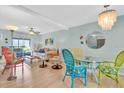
[6,25,18,81]
[6,25,18,50]
[6,25,18,32]
[98,5,117,31]
[6,25,18,44]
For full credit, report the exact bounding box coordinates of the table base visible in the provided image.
[52,64,62,69]
[39,64,48,68]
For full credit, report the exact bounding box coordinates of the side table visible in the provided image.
[39,57,48,68]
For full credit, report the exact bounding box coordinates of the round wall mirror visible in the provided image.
[86,31,106,49]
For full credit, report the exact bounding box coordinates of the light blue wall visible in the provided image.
[42,15,124,74]
[0,30,42,54]
[42,15,124,59]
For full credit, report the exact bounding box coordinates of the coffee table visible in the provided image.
[25,56,41,64]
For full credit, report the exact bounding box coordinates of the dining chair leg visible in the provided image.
[14,65,16,76]
[89,63,93,80]
[10,66,13,76]
[85,69,87,87]
[98,70,102,85]
[63,71,67,81]
[93,68,98,84]
[83,77,87,87]
[117,77,122,87]
[90,71,93,80]
[71,78,75,88]
[7,66,14,80]
[1,65,7,75]
[22,63,24,78]
[115,77,120,87]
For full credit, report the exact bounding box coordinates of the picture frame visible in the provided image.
[45,38,54,45]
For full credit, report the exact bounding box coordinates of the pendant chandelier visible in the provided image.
[98,5,117,31]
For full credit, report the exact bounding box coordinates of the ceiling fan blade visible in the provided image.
[28,27,40,35]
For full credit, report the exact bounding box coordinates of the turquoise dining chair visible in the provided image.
[62,49,87,88]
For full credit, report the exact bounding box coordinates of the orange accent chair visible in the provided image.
[2,48,24,76]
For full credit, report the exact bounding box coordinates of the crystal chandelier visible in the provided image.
[98,5,117,31]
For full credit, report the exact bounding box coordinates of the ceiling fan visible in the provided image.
[29,27,40,35]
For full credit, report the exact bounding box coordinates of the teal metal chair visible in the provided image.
[98,51,124,86]
[62,49,87,88]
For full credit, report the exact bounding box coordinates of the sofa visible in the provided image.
[2,46,32,58]
[35,48,60,61]
[44,48,59,58]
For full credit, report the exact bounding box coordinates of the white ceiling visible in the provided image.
[0,5,124,35]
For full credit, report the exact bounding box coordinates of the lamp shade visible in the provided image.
[6,25,18,32]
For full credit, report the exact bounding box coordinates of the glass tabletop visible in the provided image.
[75,57,115,68]
[75,57,115,63]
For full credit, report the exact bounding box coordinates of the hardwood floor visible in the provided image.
[0,60,124,88]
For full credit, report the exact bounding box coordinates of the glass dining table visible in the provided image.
[75,57,114,84]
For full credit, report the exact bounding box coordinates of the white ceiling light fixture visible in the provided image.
[98,5,117,31]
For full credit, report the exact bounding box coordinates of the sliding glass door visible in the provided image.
[13,38,31,48]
